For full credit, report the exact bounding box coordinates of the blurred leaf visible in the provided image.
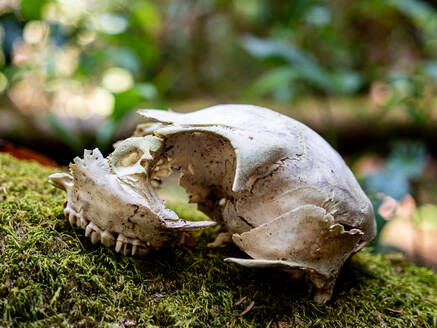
[50,23,68,47]
[112,89,143,122]
[412,204,437,229]
[387,0,435,28]
[386,143,426,177]
[135,83,157,99]
[294,65,362,94]
[0,18,22,62]
[272,83,295,103]
[388,73,415,99]
[244,67,296,100]
[111,82,158,121]
[77,51,104,76]
[405,104,429,126]
[305,5,331,26]
[372,243,403,254]
[233,0,263,20]
[98,83,157,149]
[106,48,140,73]
[94,14,128,35]
[241,35,313,65]
[365,142,426,240]
[96,120,118,151]
[242,35,362,96]
[327,71,362,94]
[132,0,162,35]
[122,35,159,70]
[389,0,437,45]
[45,113,82,153]
[368,171,411,200]
[20,0,47,20]
[424,61,437,82]
[365,142,426,200]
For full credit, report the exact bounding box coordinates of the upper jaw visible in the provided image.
[48,141,215,256]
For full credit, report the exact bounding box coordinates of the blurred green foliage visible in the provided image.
[365,142,426,201]
[363,142,427,236]
[2,0,437,104]
[413,204,437,229]
[1,0,437,149]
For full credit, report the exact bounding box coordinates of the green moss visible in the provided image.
[0,153,436,327]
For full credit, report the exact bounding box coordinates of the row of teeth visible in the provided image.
[64,207,150,257]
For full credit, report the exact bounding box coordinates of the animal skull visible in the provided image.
[49,104,376,303]
[49,136,215,257]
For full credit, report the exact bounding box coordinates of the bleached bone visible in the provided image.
[49,136,215,257]
[50,104,376,303]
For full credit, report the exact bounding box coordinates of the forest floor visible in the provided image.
[0,153,436,327]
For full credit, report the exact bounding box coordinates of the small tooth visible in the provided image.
[85,225,92,237]
[122,244,130,256]
[117,234,128,243]
[88,222,101,233]
[79,217,88,229]
[101,230,115,247]
[132,239,147,247]
[132,245,138,256]
[91,231,99,244]
[115,240,123,253]
[69,213,77,225]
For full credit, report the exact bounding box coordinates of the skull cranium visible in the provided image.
[49,104,376,303]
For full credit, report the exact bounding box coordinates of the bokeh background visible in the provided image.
[0,0,436,269]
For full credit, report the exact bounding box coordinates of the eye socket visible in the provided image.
[116,150,144,167]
